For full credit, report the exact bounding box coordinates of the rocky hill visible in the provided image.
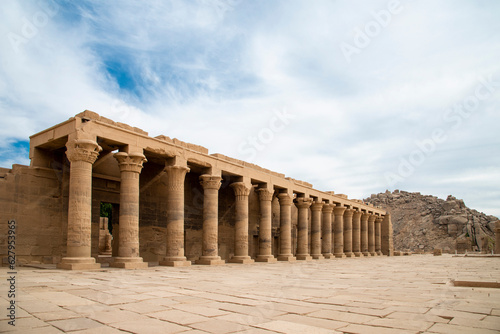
[364,190,498,253]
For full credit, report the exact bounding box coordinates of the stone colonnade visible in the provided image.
[57,138,390,269]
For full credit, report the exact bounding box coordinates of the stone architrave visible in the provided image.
[111,152,148,269]
[159,165,191,267]
[295,197,313,260]
[368,214,377,256]
[58,139,102,270]
[277,193,296,261]
[375,217,383,256]
[256,188,278,263]
[310,202,324,260]
[321,204,334,259]
[229,182,254,264]
[381,213,394,256]
[196,175,225,265]
[343,209,355,258]
[333,206,347,258]
[352,210,363,257]
[361,213,371,257]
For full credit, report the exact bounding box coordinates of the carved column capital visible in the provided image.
[114,152,147,173]
[257,188,274,202]
[334,206,346,216]
[322,203,335,213]
[230,182,250,198]
[376,217,384,224]
[277,193,293,206]
[361,213,371,221]
[344,208,355,217]
[368,214,377,223]
[65,139,102,164]
[295,197,313,209]
[311,202,324,212]
[164,165,190,191]
[353,210,362,219]
[200,174,222,190]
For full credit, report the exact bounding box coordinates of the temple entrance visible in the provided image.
[98,202,119,262]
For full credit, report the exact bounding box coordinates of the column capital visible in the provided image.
[295,197,313,209]
[164,164,190,174]
[334,205,346,215]
[66,139,102,164]
[311,202,324,211]
[164,165,190,191]
[361,212,371,220]
[200,174,222,190]
[114,152,147,173]
[322,203,335,213]
[277,193,293,206]
[257,188,274,202]
[344,208,355,217]
[376,217,384,223]
[353,210,362,219]
[368,214,377,222]
[230,182,250,197]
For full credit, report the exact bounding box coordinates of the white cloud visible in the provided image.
[1,0,499,216]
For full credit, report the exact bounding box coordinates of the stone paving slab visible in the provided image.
[1,254,499,333]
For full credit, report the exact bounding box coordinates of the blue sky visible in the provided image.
[1,0,499,216]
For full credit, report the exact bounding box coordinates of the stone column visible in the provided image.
[343,209,354,258]
[229,182,254,264]
[375,217,383,256]
[495,221,500,254]
[159,165,191,267]
[361,213,371,257]
[321,204,334,259]
[331,209,336,253]
[352,211,363,257]
[295,197,313,260]
[310,202,324,260]
[333,206,346,258]
[381,213,394,256]
[196,175,225,265]
[111,152,148,269]
[58,139,102,270]
[368,214,377,256]
[277,193,296,261]
[256,188,277,263]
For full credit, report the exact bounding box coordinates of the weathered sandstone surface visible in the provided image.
[365,190,497,253]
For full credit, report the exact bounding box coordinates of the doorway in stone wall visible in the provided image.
[99,202,118,260]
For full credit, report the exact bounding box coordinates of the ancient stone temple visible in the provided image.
[0,111,393,269]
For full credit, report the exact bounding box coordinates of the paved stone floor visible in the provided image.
[1,254,499,333]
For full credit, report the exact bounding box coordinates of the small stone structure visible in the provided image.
[456,238,472,254]
[0,111,393,269]
[496,221,500,254]
[98,217,112,255]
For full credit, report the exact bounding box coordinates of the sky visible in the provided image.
[1,0,499,217]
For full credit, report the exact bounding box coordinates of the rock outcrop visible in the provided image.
[364,190,498,253]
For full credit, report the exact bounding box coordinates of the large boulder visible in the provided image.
[365,191,497,252]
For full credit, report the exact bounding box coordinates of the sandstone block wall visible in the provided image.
[0,165,65,264]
